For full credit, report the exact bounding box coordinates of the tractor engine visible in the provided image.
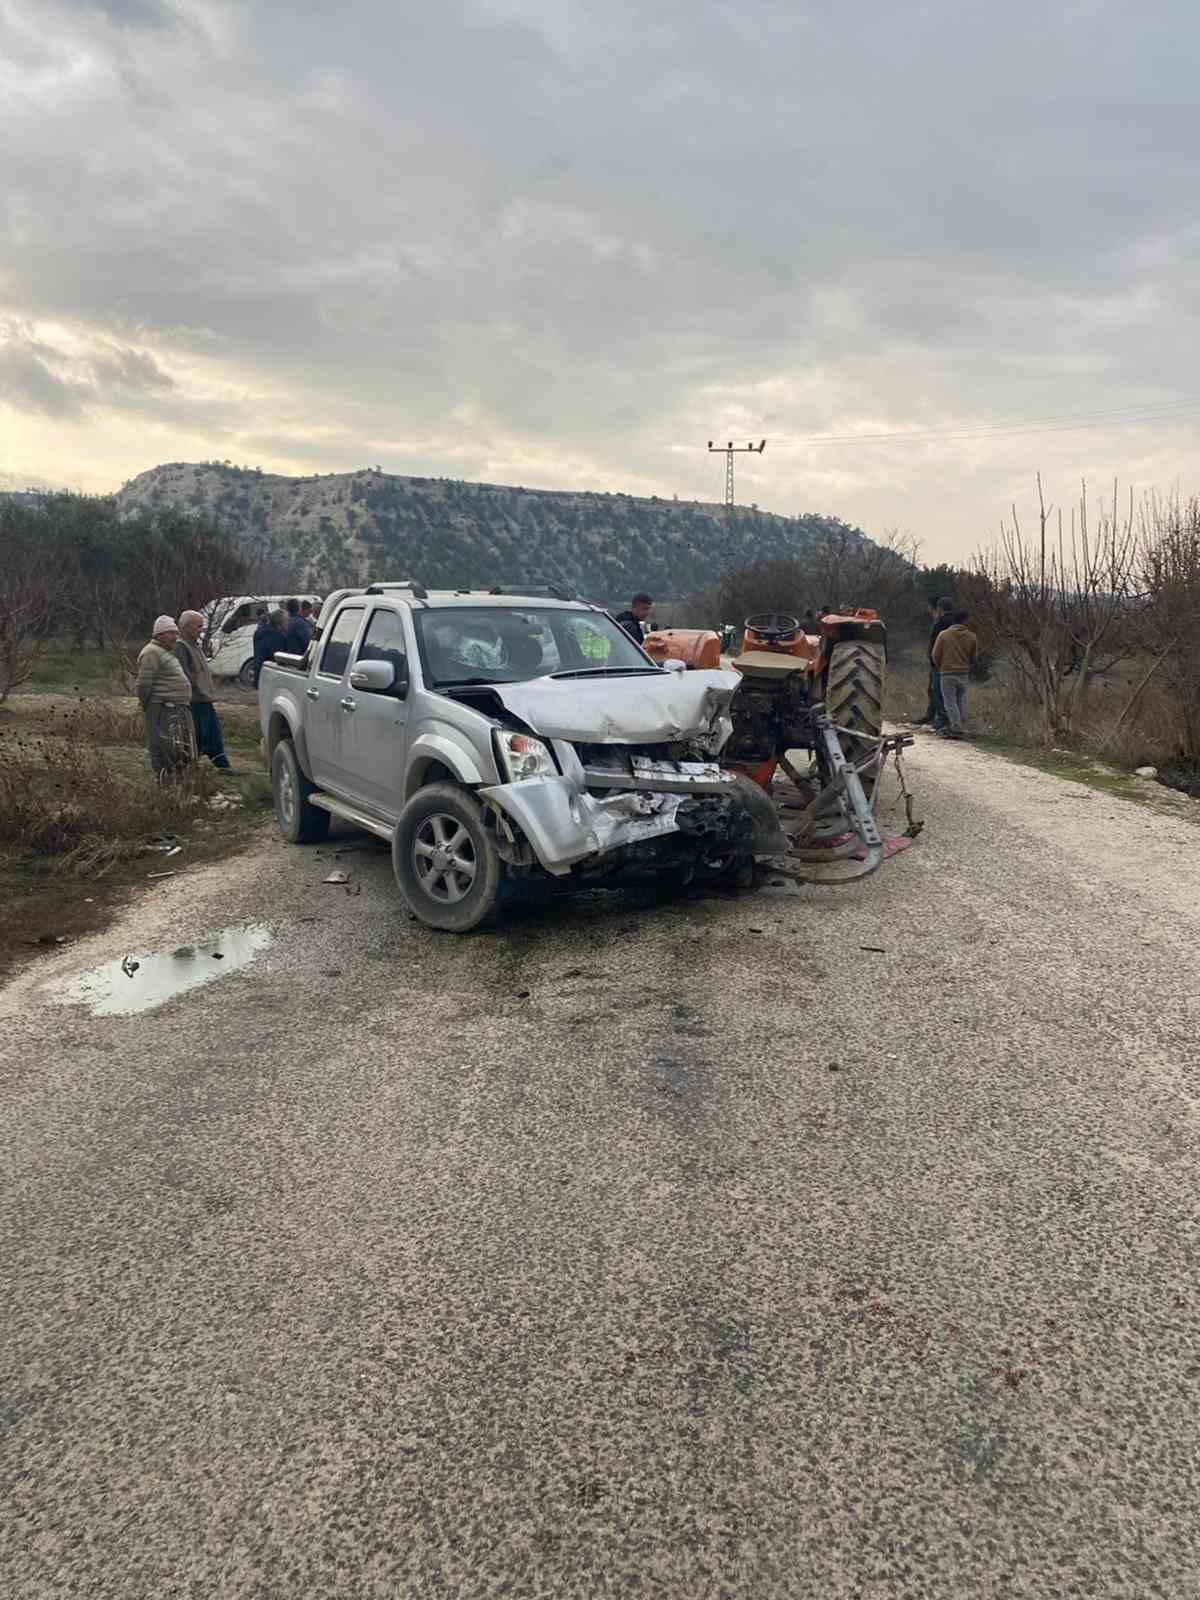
[723,665,814,765]
[724,609,887,793]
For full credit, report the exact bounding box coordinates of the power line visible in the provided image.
[740,397,1200,448]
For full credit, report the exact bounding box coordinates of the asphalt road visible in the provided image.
[2,739,1198,1598]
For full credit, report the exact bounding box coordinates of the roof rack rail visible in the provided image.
[486,580,576,601]
[364,579,428,600]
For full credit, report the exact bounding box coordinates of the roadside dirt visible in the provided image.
[0,687,271,982]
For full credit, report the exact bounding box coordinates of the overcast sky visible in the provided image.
[2,0,1199,562]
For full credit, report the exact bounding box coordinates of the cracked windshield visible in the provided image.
[416,607,652,685]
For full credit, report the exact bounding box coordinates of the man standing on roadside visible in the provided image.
[253,607,289,687]
[175,610,232,770]
[135,616,195,777]
[931,608,978,740]
[284,597,312,655]
[614,592,653,645]
[918,596,955,729]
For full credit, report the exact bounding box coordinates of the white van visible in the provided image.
[204,595,323,685]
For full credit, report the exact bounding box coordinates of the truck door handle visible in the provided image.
[305,687,319,701]
[339,697,356,713]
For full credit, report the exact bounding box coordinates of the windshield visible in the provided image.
[415,606,654,687]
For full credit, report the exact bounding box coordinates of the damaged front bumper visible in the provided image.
[479,742,786,877]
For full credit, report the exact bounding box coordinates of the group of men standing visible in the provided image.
[135,598,321,777]
[135,613,232,777]
[250,597,316,685]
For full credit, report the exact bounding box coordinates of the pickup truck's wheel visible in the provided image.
[394,783,504,932]
[237,657,256,688]
[272,739,330,843]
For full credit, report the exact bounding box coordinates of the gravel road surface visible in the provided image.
[2,739,1198,1598]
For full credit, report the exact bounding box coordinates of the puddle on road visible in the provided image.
[47,925,272,1017]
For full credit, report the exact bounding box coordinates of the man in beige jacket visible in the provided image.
[135,616,195,775]
[930,608,978,740]
[175,610,231,770]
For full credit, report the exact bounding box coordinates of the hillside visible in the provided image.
[115,461,883,601]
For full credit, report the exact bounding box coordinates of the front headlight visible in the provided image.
[494,729,557,781]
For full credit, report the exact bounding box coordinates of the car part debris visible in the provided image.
[323,870,350,884]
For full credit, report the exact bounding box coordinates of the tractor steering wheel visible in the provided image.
[744,611,801,643]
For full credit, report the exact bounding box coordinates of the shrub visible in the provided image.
[0,731,219,876]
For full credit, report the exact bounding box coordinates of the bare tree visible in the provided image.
[971,477,1141,743]
[1137,492,1200,768]
[0,566,51,703]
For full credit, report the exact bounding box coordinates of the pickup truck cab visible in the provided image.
[259,582,783,930]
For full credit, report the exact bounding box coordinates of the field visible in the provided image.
[886,644,1184,768]
[0,651,272,975]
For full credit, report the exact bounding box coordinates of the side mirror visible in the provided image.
[350,659,399,693]
[661,658,686,674]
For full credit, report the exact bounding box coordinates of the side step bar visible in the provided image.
[309,793,395,842]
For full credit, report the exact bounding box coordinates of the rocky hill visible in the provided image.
[116,461,883,602]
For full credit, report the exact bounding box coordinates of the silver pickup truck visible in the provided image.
[259,582,784,930]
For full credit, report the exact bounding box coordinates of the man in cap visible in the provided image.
[135,616,195,776]
[175,610,232,770]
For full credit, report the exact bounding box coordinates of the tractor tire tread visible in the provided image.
[824,640,885,749]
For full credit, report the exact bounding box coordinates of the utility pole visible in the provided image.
[707,439,766,534]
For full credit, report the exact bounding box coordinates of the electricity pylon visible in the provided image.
[707,438,766,533]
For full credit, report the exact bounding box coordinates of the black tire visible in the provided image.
[237,657,257,688]
[824,640,885,754]
[393,783,504,932]
[272,739,330,843]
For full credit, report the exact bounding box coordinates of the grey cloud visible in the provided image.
[2,0,1199,553]
[0,336,85,419]
[89,345,174,396]
[62,0,179,29]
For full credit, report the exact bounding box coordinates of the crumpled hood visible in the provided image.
[488,669,741,744]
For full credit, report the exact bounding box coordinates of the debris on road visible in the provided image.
[323,870,350,884]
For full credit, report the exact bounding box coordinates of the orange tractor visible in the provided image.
[646,609,912,881]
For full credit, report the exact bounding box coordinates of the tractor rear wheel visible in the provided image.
[824,640,885,755]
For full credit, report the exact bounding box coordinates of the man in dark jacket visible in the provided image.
[284,597,312,655]
[253,608,289,686]
[918,597,955,729]
[614,592,653,645]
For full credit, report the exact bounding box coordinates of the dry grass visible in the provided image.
[885,646,1186,769]
[0,728,224,875]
